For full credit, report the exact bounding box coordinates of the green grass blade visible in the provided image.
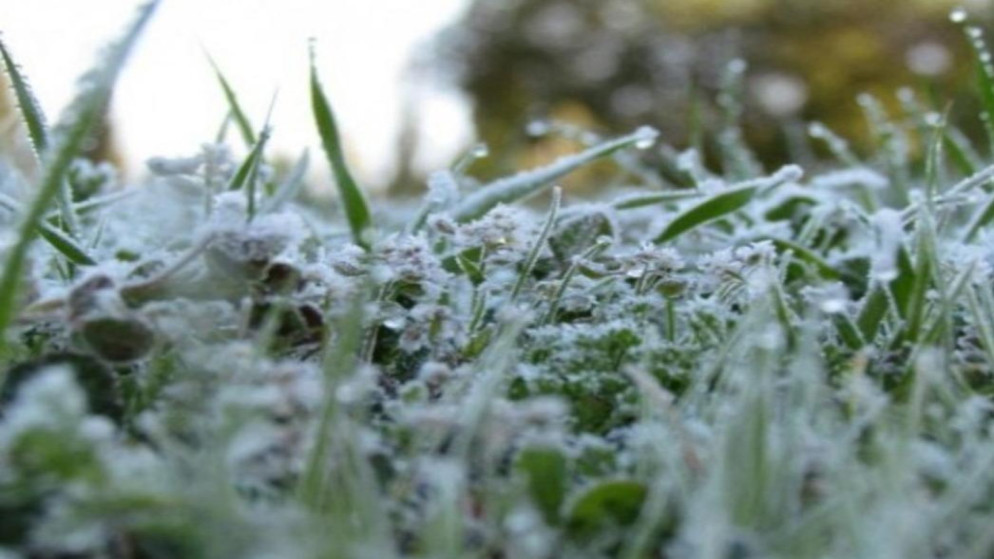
[206,54,256,147]
[962,189,994,241]
[765,237,840,280]
[967,27,994,149]
[611,189,701,210]
[310,44,372,248]
[0,0,160,351]
[0,34,48,155]
[510,186,561,301]
[856,248,914,343]
[453,126,659,222]
[0,193,94,265]
[653,165,801,244]
[226,136,266,191]
[0,34,82,239]
[902,222,936,345]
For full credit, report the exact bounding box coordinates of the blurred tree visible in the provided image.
[436,0,990,184]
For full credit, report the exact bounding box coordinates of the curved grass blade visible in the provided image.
[962,189,994,241]
[0,34,82,239]
[0,34,48,155]
[0,0,160,351]
[453,126,659,222]
[856,248,914,343]
[310,44,372,248]
[227,93,276,221]
[0,193,94,265]
[765,237,839,280]
[959,19,994,149]
[611,189,701,210]
[206,53,256,147]
[653,165,802,244]
[510,186,561,301]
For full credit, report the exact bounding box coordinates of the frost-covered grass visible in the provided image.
[6,3,994,558]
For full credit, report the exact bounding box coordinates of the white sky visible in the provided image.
[0,0,473,188]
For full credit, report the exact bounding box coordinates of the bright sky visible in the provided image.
[0,0,473,188]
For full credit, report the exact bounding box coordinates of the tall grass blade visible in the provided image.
[0,34,82,238]
[510,186,560,301]
[653,165,801,244]
[206,54,256,147]
[611,189,701,210]
[0,194,94,265]
[453,126,659,222]
[310,44,372,249]
[0,35,48,155]
[0,0,160,350]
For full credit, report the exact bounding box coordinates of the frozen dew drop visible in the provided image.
[472,142,490,159]
[950,7,968,23]
[821,298,847,314]
[633,125,660,150]
[808,122,827,138]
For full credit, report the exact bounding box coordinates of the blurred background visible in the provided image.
[1,0,993,194]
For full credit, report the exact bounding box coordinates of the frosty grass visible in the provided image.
[5,2,994,558]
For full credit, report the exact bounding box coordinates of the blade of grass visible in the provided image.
[260,149,310,214]
[205,53,256,147]
[961,21,994,150]
[310,43,372,249]
[0,34,82,239]
[0,194,94,265]
[510,186,561,301]
[0,0,160,354]
[453,126,659,222]
[611,189,701,210]
[240,93,276,221]
[653,165,801,244]
[961,189,994,241]
[764,237,840,280]
[0,34,48,155]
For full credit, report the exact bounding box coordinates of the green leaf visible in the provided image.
[515,446,569,525]
[206,54,256,147]
[653,165,801,244]
[0,0,160,352]
[310,44,372,249]
[511,187,560,301]
[453,126,659,222]
[0,34,48,155]
[567,479,647,535]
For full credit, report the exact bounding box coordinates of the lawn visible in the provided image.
[2,2,994,558]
